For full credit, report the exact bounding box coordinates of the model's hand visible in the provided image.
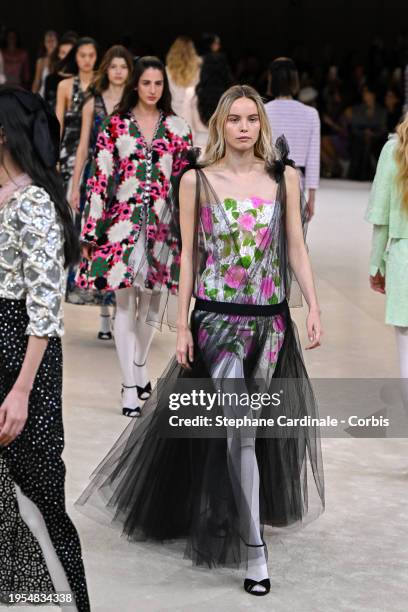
[306,191,315,221]
[70,188,80,213]
[176,327,194,368]
[305,308,322,350]
[369,272,385,294]
[0,387,29,446]
[81,244,94,260]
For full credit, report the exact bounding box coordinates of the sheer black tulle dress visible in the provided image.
[76,141,325,571]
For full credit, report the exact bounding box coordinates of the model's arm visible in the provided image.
[56,78,69,136]
[285,165,322,349]
[70,97,95,212]
[176,169,196,367]
[31,57,43,93]
[305,110,321,220]
[0,193,65,446]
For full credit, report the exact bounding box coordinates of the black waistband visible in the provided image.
[194,298,288,316]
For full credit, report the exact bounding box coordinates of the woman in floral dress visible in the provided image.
[78,56,192,416]
[77,85,325,596]
[69,45,134,340]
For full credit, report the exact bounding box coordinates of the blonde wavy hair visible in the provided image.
[395,113,408,213]
[166,36,200,87]
[202,84,276,167]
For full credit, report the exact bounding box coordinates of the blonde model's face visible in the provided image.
[224,97,260,152]
[107,58,129,87]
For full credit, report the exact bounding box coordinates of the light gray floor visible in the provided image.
[15,180,408,611]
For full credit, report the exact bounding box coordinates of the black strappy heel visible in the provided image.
[134,361,152,400]
[243,578,271,596]
[121,384,141,418]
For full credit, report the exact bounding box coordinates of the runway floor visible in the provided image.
[20,180,408,612]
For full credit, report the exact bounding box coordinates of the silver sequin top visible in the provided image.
[0,184,65,337]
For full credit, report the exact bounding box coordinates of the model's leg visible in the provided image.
[15,485,78,612]
[395,326,408,378]
[114,287,140,411]
[98,304,112,336]
[133,290,156,394]
[395,326,408,413]
[211,357,268,593]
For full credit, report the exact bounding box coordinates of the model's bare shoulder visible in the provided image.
[180,168,197,189]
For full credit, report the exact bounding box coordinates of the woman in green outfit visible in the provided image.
[366,113,408,377]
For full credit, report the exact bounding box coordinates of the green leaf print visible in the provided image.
[222,242,231,257]
[223,285,237,298]
[231,211,240,220]
[131,207,143,224]
[254,248,263,262]
[206,288,219,299]
[224,198,237,211]
[246,209,258,218]
[90,257,109,278]
[243,285,254,295]
[136,163,147,181]
[220,264,230,274]
[244,238,256,247]
[95,219,111,238]
[274,276,281,287]
[268,294,279,305]
[254,223,268,230]
[239,255,252,269]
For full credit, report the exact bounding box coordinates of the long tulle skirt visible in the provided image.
[76,299,324,569]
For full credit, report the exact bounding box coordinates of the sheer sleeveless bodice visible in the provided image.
[197,195,285,305]
[193,169,288,307]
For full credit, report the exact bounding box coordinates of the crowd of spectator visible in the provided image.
[1,25,407,182]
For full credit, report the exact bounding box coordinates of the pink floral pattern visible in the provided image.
[76,112,192,293]
[195,194,286,369]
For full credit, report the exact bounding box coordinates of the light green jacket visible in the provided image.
[366,137,408,275]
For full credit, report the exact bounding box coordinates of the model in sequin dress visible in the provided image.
[0,87,90,611]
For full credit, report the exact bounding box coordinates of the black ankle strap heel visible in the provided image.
[243,578,270,596]
[121,384,141,418]
[133,361,152,400]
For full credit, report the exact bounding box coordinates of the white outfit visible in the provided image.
[166,68,197,126]
[188,93,209,150]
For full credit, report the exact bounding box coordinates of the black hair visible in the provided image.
[116,56,173,116]
[49,32,78,74]
[196,52,234,125]
[268,58,300,98]
[57,36,98,76]
[0,86,79,267]
[198,32,220,56]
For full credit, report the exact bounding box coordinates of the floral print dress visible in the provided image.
[193,177,286,384]
[77,111,192,293]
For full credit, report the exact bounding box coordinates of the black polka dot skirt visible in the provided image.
[0,298,90,611]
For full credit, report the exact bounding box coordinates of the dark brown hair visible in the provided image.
[116,56,174,116]
[91,45,133,96]
[268,57,300,98]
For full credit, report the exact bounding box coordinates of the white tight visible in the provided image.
[15,485,78,612]
[114,288,155,406]
[395,326,408,378]
[210,357,268,584]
